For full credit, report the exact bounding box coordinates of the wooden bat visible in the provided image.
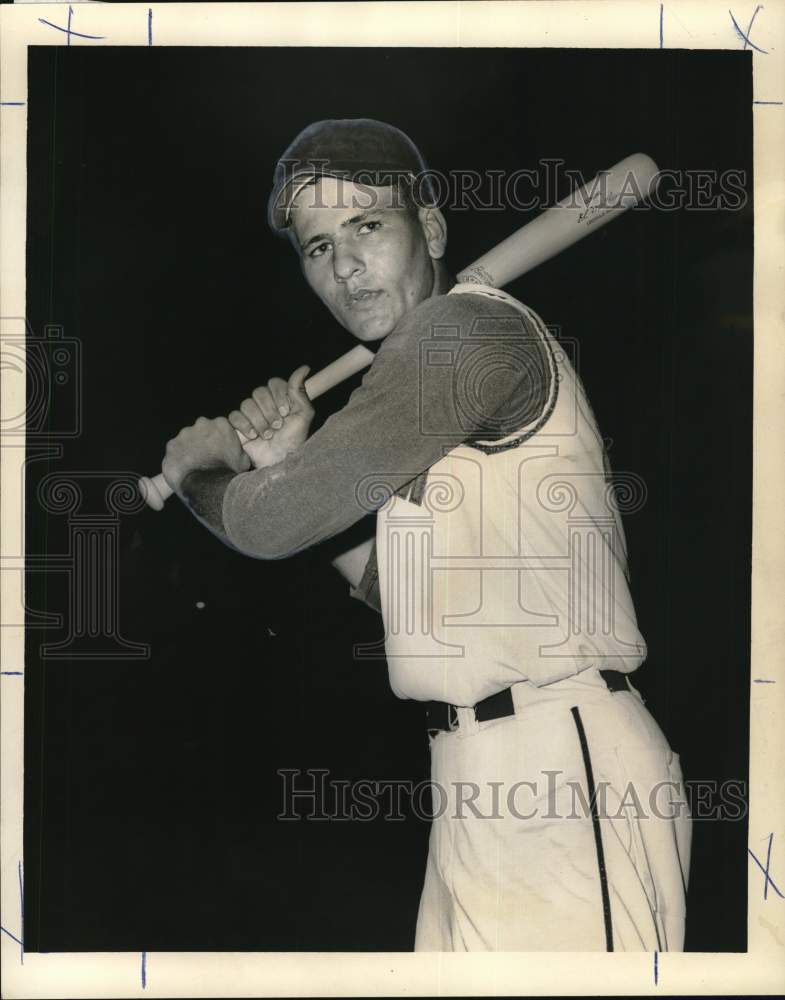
[139,153,659,510]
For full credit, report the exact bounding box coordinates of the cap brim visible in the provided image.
[269,163,419,231]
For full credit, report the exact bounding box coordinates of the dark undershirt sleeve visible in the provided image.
[180,468,237,537]
[220,291,552,563]
[349,541,382,613]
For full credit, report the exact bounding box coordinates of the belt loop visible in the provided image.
[455,705,479,737]
[509,681,530,717]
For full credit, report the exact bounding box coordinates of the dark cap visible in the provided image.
[268,118,433,232]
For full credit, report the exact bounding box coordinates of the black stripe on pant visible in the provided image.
[571,705,614,952]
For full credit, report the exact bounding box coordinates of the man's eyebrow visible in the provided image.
[300,232,331,252]
[299,210,385,252]
[342,210,383,228]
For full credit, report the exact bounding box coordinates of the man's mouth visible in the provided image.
[346,289,383,308]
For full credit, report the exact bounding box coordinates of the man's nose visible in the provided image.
[332,241,365,282]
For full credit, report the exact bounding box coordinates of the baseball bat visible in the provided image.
[139,152,659,510]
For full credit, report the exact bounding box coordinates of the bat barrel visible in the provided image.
[459,153,659,287]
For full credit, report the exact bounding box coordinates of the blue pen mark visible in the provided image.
[764,832,773,900]
[0,926,23,946]
[1,672,23,676]
[38,6,106,45]
[148,8,153,47]
[141,951,147,988]
[753,101,783,105]
[1,102,26,107]
[753,677,776,682]
[654,949,658,984]
[18,861,24,965]
[748,833,785,899]
[729,6,767,53]
[659,4,664,48]
[0,864,24,965]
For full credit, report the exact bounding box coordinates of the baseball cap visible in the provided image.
[268,118,434,232]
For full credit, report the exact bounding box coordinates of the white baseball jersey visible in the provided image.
[376,284,648,707]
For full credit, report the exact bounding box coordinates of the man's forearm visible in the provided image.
[179,467,237,539]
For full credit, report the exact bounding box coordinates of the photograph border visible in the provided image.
[1,2,783,996]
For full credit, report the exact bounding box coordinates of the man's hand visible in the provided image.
[162,416,251,496]
[228,365,314,469]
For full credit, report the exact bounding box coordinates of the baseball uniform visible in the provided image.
[218,284,690,951]
[372,283,691,951]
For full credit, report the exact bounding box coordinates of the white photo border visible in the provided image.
[1,2,783,996]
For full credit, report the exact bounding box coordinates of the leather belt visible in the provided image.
[425,669,631,734]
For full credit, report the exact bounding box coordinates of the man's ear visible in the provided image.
[418,206,447,260]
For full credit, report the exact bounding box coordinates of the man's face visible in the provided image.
[289,177,442,342]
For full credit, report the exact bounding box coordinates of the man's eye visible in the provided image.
[308,242,331,259]
[358,221,382,235]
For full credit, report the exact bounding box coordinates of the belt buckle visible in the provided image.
[425,701,462,736]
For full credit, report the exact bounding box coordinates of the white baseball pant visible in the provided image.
[414,667,691,951]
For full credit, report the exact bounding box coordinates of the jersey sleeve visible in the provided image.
[221,291,553,560]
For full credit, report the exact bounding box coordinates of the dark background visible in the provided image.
[24,47,752,952]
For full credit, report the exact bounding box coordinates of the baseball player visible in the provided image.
[162,119,691,951]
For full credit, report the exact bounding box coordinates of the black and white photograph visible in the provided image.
[1,2,783,997]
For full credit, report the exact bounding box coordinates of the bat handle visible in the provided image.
[138,343,375,510]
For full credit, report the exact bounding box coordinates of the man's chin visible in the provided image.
[347,316,397,342]
[353,328,393,343]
